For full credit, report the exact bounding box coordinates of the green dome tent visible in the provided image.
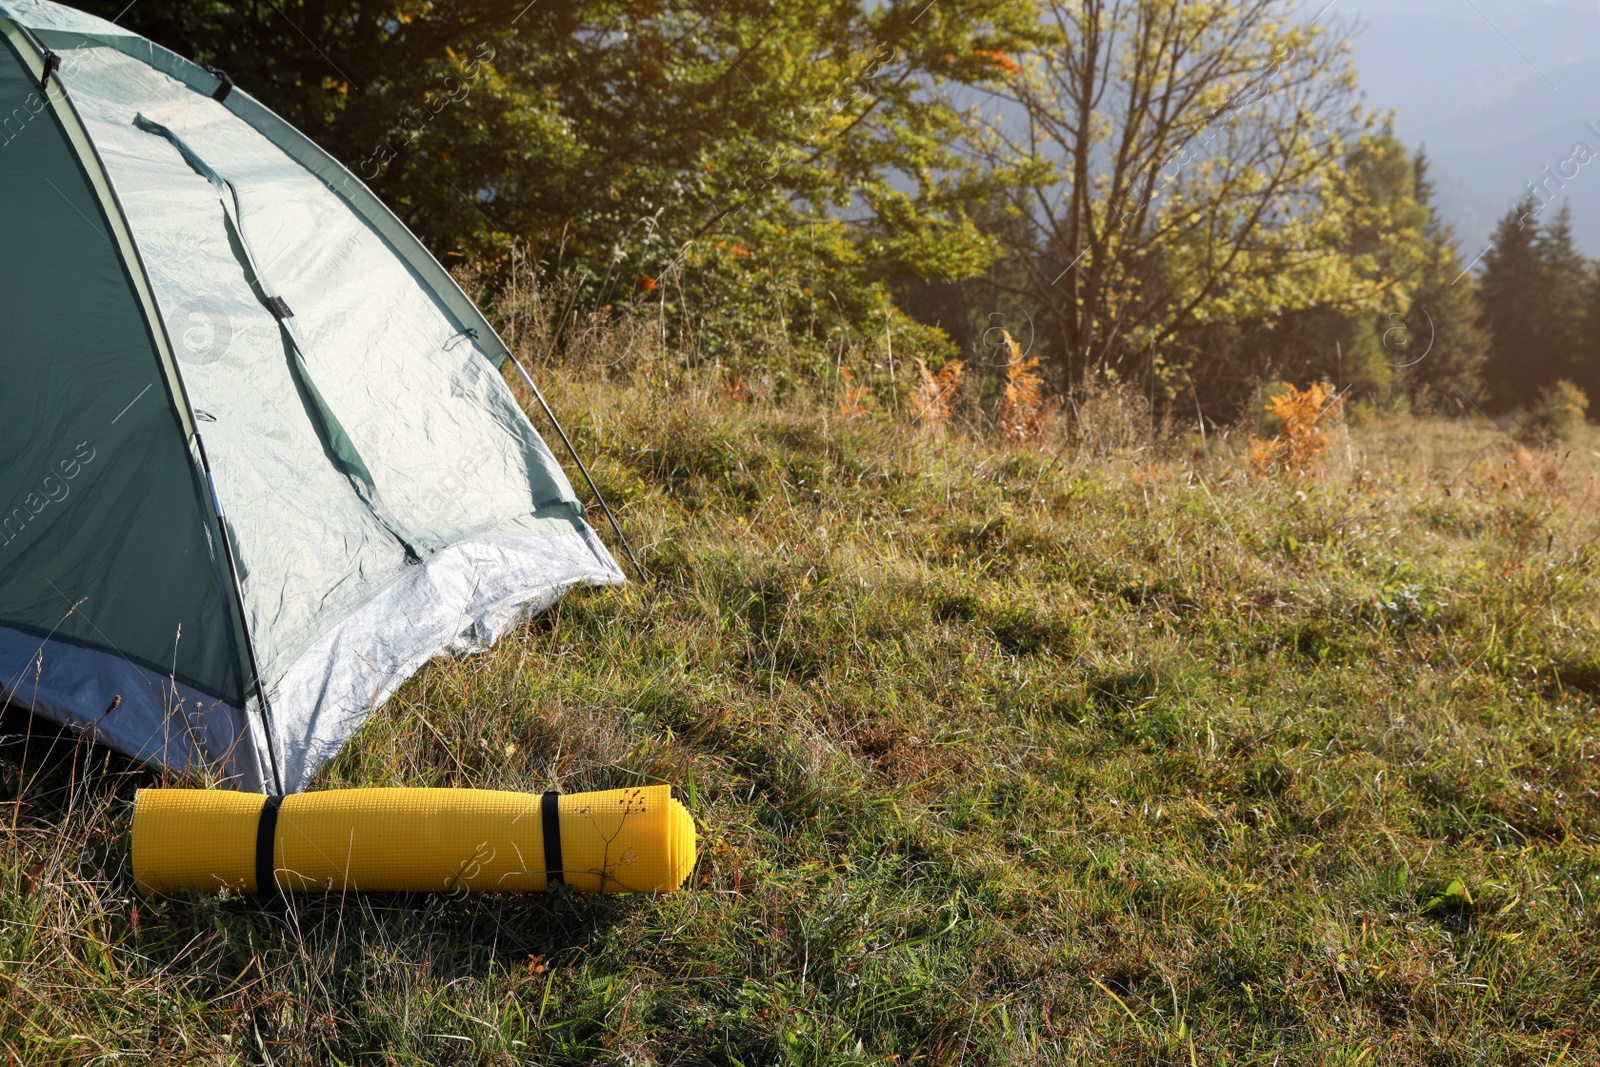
[0,0,624,794]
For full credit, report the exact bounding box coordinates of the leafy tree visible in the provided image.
[1158,131,1432,416]
[962,0,1377,389]
[1318,131,1433,402]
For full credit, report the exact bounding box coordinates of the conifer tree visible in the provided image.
[1400,148,1488,412]
[1478,198,1549,410]
[1578,271,1600,407]
[1534,204,1593,387]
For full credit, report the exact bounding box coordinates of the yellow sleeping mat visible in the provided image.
[132,785,696,895]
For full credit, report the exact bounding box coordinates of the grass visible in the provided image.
[3,362,1599,1065]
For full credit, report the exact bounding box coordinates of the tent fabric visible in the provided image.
[268,527,618,792]
[0,1,624,793]
[0,29,245,702]
[0,626,246,777]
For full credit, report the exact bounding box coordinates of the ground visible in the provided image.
[3,370,1598,1065]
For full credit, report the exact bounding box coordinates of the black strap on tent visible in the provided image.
[38,47,59,90]
[255,794,283,895]
[503,351,645,580]
[203,66,234,103]
[541,791,564,887]
[135,115,426,563]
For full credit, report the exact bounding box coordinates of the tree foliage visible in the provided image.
[93,0,1585,421]
[95,0,1046,359]
[1397,148,1488,413]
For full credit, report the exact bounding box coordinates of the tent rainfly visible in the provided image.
[0,0,625,794]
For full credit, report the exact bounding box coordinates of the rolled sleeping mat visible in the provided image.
[132,785,696,895]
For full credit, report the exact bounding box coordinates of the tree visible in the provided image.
[1478,199,1547,411]
[1397,147,1488,412]
[1479,199,1591,410]
[1086,129,1433,417]
[961,0,1377,390]
[1578,270,1600,407]
[1318,131,1433,402]
[1533,204,1592,384]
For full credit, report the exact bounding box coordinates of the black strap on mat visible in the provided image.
[541,790,564,887]
[255,794,283,896]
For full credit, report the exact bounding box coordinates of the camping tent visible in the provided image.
[0,0,624,794]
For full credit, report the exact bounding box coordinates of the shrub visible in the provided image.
[1517,379,1589,447]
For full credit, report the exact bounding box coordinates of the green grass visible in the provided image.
[3,372,1598,1065]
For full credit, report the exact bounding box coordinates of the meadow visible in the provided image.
[3,337,1598,1064]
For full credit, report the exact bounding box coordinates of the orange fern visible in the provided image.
[1249,381,1345,476]
[1246,438,1282,477]
[973,48,1022,75]
[994,332,1058,441]
[912,358,964,425]
[839,368,876,420]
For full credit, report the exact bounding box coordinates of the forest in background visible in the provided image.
[83,0,1600,428]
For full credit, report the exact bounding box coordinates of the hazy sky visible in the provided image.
[1336,0,1600,258]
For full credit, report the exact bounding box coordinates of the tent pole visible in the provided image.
[194,433,284,795]
[505,353,644,581]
